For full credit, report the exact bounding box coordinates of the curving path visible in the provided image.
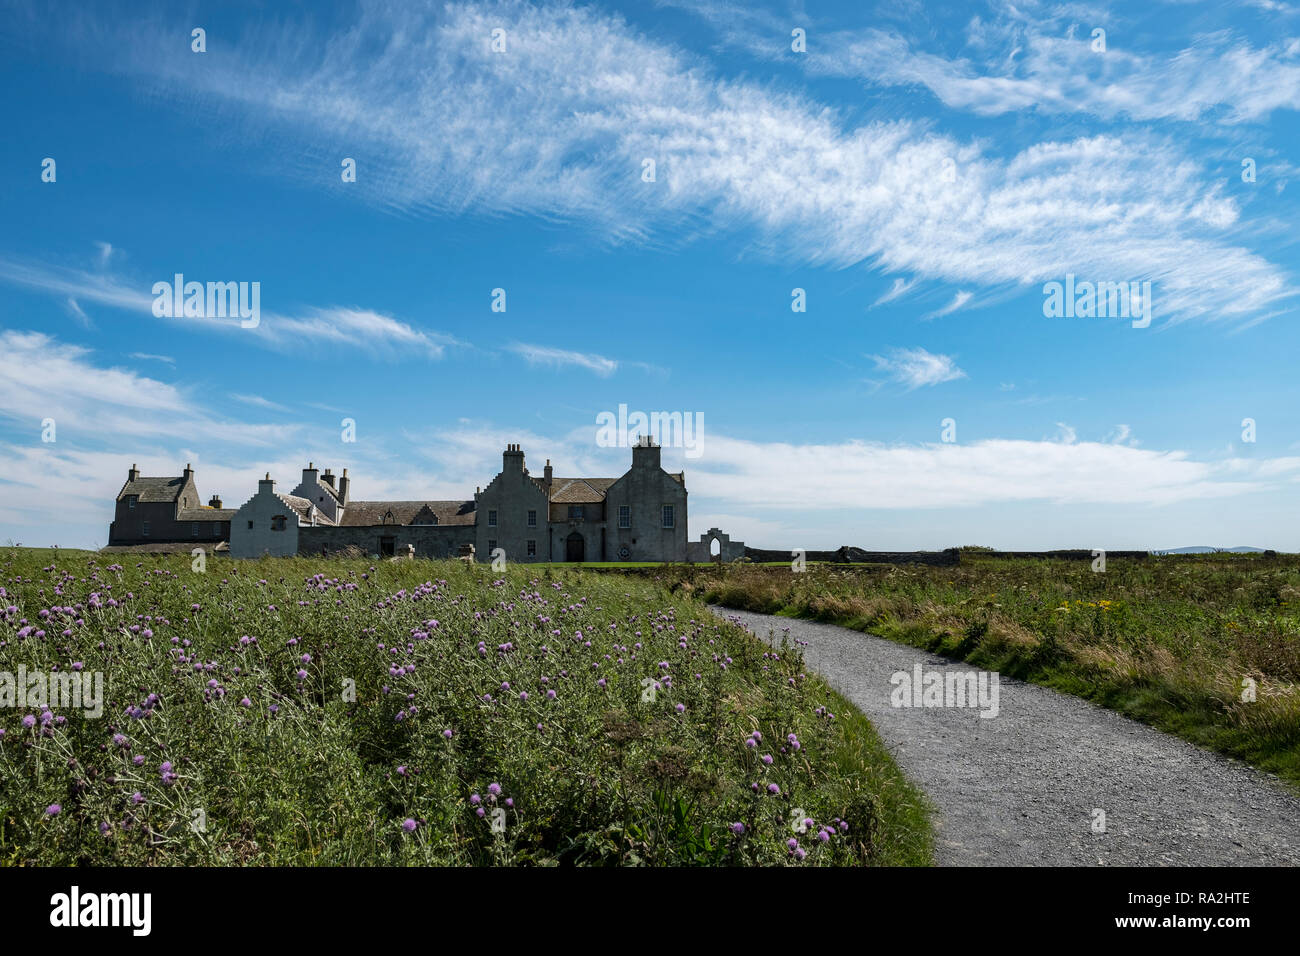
[714,606,1300,866]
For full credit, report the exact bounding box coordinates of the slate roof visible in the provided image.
[277,494,333,525]
[544,477,618,503]
[340,500,476,527]
[177,508,237,522]
[118,476,188,503]
[535,473,682,502]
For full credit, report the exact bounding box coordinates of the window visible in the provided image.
[192,522,199,537]
[127,496,137,510]
[527,539,536,557]
[488,539,497,554]
[527,509,536,528]
[247,520,254,530]
[182,497,188,509]
[618,506,630,529]
[142,521,150,537]
[661,505,674,529]
[488,509,498,527]
[271,515,287,532]
[568,505,584,520]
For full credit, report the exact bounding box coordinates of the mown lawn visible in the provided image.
[653,553,1300,787]
[0,548,931,866]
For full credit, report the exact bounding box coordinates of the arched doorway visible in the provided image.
[566,531,585,562]
[709,535,721,559]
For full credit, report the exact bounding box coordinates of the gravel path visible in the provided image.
[714,607,1300,866]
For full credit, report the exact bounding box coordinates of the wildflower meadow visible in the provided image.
[0,549,930,866]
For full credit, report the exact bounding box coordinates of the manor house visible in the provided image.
[107,438,718,563]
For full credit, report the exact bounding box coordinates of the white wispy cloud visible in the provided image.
[507,342,620,376]
[869,347,967,389]
[230,393,290,412]
[684,434,1300,511]
[873,277,916,306]
[926,290,973,318]
[64,297,91,328]
[60,0,1294,326]
[670,1,1300,125]
[0,329,289,445]
[0,256,459,360]
[129,352,175,365]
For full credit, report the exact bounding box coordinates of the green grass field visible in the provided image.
[0,548,930,866]
[651,553,1300,787]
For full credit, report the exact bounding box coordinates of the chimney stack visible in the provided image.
[208,494,223,509]
[544,458,553,492]
[337,468,349,504]
[321,468,335,488]
[632,435,661,471]
[128,463,139,482]
[183,462,194,481]
[259,473,275,493]
[503,443,525,472]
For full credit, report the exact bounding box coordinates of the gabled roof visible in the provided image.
[277,494,322,524]
[545,477,618,503]
[118,476,189,503]
[313,479,342,504]
[340,500,476,527]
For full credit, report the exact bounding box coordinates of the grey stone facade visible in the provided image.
[686,527,746,563]
[116,439,707,563]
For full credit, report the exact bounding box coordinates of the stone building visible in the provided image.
[107,463,234,545]
[229,471,336,559]
[112,439,700,562]
[474,437,687,562]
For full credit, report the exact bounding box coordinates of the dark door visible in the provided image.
[380,536,395,556]
[565,532,585,562]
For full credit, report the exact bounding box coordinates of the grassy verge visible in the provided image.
[652,554,1300,788]
[0,548,930,866]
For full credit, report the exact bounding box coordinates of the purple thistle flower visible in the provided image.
[731,822,745,835]
[470,794,481,805]
[21,714,36,729]
[443,729,453,739]
[761,754,773,765]
[487,783,501,795]
[46,804,61,816]
[767,783,780,795]
[401,818,417,832]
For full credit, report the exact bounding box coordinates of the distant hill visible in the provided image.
[1153,546,1268,555]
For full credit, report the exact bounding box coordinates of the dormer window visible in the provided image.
[126,496,138,510]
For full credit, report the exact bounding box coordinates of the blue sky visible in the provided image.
[1,0,1298,551]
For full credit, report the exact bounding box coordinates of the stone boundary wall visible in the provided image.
[299,525,476,559]
[741,546,960,565]
[738,547,1151,565]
